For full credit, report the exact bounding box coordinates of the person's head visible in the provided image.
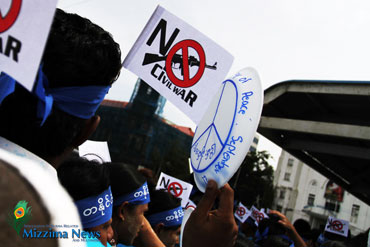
[146,189,183,247]
[0,158,56,247]
[321,240,348,247]
[0,8,121,167]
[57,157,113,247]
[241,217,257,238]
[108,163,150,246]
[293,218,313,243]
[254,215,292,247]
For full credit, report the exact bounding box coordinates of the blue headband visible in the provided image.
[317,233,328,246]
[0,67,110,126]
[147,206,184,227]
[255,226,269,243]
[113,182,150,206]
[75,186,113,229]
[255,227,294,247]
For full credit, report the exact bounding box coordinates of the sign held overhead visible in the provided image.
[0,0,58,91]
[123,5,234,124]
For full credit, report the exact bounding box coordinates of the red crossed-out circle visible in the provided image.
[331,220,343,231]
[252,210,264,223]
[167,182,183,197]
[236,207,246,217]
[165,39,206,88]
[0,0,22,33]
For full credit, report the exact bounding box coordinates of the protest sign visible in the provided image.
[325,216,349,237]
[79,140,111,164]
[123,5,233,124]
[250,205,267,224]
[0,0,58,91]
[190,68,263,192]
[234,202,250,223]
[156,172,193,208]
[185,199,196,210]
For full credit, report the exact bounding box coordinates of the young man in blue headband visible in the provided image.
[58,158,114,247]
[146,190,183,247]
[108,163,163,247]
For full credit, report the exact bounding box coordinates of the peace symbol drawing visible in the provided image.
[190,67,263,192]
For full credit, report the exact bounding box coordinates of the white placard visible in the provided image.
[325,216,349,237]
[250,205,267,224]
[184,199,196,210]
[0,0,58,91]
[191,68,263,192]
[234,202,250,223]
[156,172,193,208]
[123,5,234,124]
[79,140,111,164]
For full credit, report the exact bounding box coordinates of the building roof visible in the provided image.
[258,80,370,205]
[101,99,129,108]
[160,118,195,137]
[100,100,194,137]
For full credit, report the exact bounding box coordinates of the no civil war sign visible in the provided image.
[234,202,250,223]
[156,172,193,208]
[0,0,58,91]
[250,206,267,224]
[325,216,349,237]
[123,5,234,124]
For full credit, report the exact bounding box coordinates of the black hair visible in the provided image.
[146,189,181,230]
[321,240,348,247]
[0,8,121,160]
[255,216,288,246]
[324,230,351,243]
[293,218,312,240]
[107,163,146,200]
[348,228,369,247]
[258,216,286,236]
[260,235,291,247]
[57,157,110,201]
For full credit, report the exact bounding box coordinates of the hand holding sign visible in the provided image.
[269,210,307,247]
[191,67,263,192]
[182,180,238,247]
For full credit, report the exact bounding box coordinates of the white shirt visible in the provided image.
[0,136,57,179]
[0,136,86,247]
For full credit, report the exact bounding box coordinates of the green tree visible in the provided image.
[231,150,275,209]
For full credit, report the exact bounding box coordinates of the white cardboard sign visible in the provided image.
[185,199,196,210]
[325,216,349,237]
[234,202,250,223]
[79,140,112,164]
[123,5,234,124]
[0,0,58,91]
[156,172,193,208]
[190,68,263,192]
[250,205,267,224]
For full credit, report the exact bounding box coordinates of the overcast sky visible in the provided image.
[56,0,370,168]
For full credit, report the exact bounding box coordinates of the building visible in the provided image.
[249,134,259,153]
[90,79,194,179]
[273,150,370,235]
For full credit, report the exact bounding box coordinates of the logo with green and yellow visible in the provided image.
[7,200,32,235]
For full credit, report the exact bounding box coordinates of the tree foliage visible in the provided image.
[230,150,275,209]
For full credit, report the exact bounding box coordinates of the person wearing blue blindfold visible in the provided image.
[0,8,122,177]
[146,189,183,247]
[58,158,114,247]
